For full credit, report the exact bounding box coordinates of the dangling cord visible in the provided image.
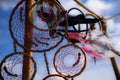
[93,57,96,64]
[43,51,50,75]
[100,18,108,36]
[13,41,17,53]
[71,77,74,80]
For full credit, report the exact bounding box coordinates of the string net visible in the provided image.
[43,74,67,80]
[9,0,67,52]
[54,44,86,78]
[30,0,63,31]
[0,52,36,80]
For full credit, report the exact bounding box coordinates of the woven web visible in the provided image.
[9,0,67,52]
[54,44,86,78]
[0,52,36,80]
[43,74,67,80]
[30,0,62,31]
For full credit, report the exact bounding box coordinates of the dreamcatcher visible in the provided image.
[0,52,36,80]
[9,0,68,52]
[66,7,120,58]
[54,44,86,78]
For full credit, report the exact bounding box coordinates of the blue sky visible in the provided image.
[0,0,120,80]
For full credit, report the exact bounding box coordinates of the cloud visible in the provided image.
[85,0,114,15]
[0,0,19,11]
[59,0,80,10]
[76,64,116,80]
[111,37,120,51]
[59,0,115,16]
[107,19,120,33]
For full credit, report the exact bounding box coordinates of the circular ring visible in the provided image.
[85,14,102,30]
[43,74,68,80]
[0,52,37,80]
[54,44,87,78]
[68,7,84,15]
[67,7,89,39]
[9,0,68,52]
[29,0,66,31]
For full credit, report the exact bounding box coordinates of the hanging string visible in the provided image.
[13,41,17,52]
[71,78,74,80]
[43,51,50,75]
[105,13,120,20]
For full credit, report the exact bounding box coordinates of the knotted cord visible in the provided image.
[44,51,50,75]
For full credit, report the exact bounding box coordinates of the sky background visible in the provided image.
[0,0,120,80]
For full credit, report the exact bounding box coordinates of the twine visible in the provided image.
[44,52,50,75]
[105,13,120,20]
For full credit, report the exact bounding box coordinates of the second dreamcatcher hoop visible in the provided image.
[53,44,87,78]
[0,52,37,80]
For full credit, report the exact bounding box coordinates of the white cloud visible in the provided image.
[107,19,120,33]
[76,64,116,80]
[85,0,114,15]
[59,0,80,10]
[111,37,120,51]
[0,0,19,11]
